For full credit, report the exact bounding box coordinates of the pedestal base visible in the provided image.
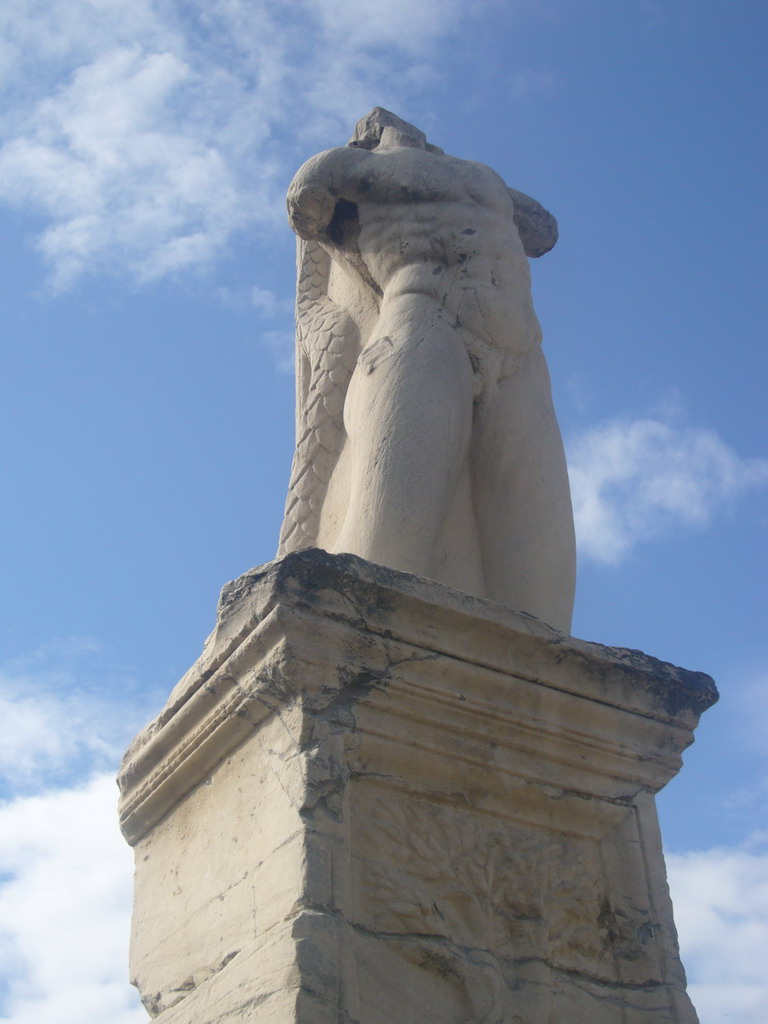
[118,550,717,1023]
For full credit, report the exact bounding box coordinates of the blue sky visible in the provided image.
[0,1,766,1021]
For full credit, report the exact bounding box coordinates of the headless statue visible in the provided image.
[277,108,575,633]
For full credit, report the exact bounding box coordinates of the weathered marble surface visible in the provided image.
[277,108,575,633]
[119,549,717,1023]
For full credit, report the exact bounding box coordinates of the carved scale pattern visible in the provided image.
[277,239,360,555]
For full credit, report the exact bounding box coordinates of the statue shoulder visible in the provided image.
[438,155,518,211]
[287,147,371,240]
[507,187,558,258]
[290,146,370,193]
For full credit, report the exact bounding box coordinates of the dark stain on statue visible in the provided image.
[327,198,360,247]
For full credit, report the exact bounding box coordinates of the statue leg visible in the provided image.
[472,347,576,633]
[332,296,475,577]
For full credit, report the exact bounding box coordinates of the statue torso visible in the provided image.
[289,143,542,361]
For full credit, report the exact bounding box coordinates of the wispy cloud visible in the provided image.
[510,69,558,98]
[0,0,479,289]
[567,414,768,563]
[260,329,296,373]
[307,0,465,52]
[0,641,156,792]
[668,836,768,1024]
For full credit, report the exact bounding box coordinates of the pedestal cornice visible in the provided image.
[119,549,716,846]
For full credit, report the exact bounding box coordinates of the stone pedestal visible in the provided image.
[118,549,717,1024]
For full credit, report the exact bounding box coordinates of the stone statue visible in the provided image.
[277,108,575,633]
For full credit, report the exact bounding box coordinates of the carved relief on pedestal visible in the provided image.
[350,783,661,993]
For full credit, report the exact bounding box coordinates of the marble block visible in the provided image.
[118,549,717,1023]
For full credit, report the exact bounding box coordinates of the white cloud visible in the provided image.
[668,838,768,1024]
[0,774,147,1024]
[567,415,768,563]
[0,0,477,288]
[0,641,156,1020]
[0,0,169,93]
[0,40,250,289]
